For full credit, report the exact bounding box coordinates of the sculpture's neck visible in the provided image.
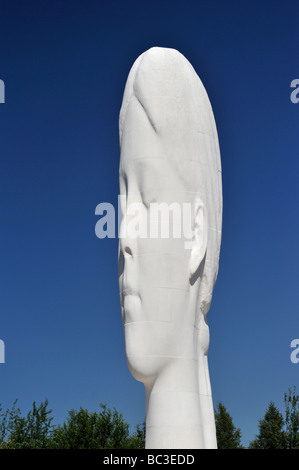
[144,358,205,449]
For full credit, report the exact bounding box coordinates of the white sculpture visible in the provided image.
[118,47,222,449]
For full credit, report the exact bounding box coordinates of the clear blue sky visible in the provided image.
[0,0,298,447]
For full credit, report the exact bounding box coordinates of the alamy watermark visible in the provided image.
[290,79,299,104]
[95,196,204,250]
[0,79,5,103]
[0,339,5,363]
[290,339,299,364]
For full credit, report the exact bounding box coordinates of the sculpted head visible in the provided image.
[118,47,222,383]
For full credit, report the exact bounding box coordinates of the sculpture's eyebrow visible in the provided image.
[135,94,157,134]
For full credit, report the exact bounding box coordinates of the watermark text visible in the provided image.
[290,79,299,103]
[0,80,4,103]
[290,339,299,364]
[95,196,204,250]
[0,339,5,363]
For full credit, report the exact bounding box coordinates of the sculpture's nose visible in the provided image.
[119,218,134,257]
[123,244,133,257]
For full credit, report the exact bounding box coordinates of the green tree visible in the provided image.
[249,388,299,449]
[215,402,243,449]
[0,399,53,449]
[0,399,22,448]
[50,403,132,449]
[283,387,299,449]
[0,400,144,449]
[249,402,284,449]
[125,419,145,449]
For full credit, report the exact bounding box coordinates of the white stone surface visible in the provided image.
[118,47,222,449]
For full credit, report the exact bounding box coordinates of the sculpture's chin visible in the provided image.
[123,321,172,383]
[123,320,197,383]
[126,355,166,383]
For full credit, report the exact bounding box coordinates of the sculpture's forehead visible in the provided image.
[120,157,205,200]
[119,125,217,200]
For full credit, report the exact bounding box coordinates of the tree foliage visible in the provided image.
[249,387,299,449]
[50,403,143,449]
[215,402,243,449]
[249,402,285,449]
[1,388,298,449]
[283,387,299,449]
[0,399,53,449]
[0,400,144,449]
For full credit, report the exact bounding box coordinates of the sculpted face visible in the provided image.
[118,159,195,380]
[118,47,222,383]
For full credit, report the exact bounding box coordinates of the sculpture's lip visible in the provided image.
[122,291,142,325]
[122,289,139,297]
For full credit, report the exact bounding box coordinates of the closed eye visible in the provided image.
[118,250,124,277]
